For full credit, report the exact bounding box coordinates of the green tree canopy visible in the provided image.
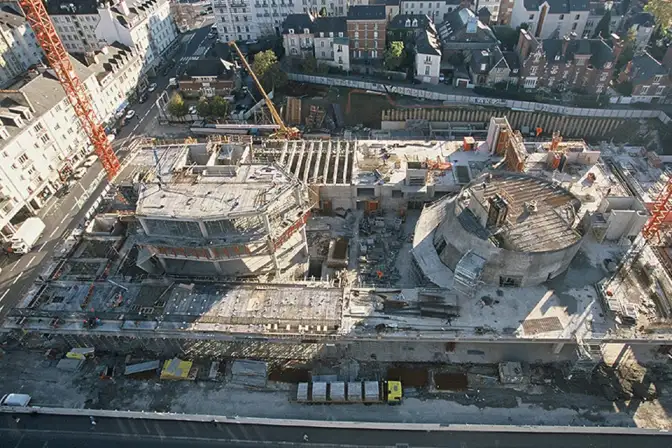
[319,6,327,16]
[645,0,672,34]
[592,8,612,38]
[252,50,288,92]
[384,41,405,71]
[210,96,230,117]
[195,99,212,118]
[167,93,188,117]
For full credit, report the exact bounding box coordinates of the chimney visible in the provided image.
[517,29,532,59]
[610,33,623,61]
[118,0,131,16]
[561,35,570,58]
[83,52,100,66]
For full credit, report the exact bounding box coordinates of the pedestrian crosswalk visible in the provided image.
[178,46,208,63]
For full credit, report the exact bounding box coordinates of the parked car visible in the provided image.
[114,109,125,119]
[1,393,31,407]
[83,155,98,168]
[125,110,136,120]
[73,167,88,180]
[188,105,197,115]
[439,73,445,83]
[148,83,157,92]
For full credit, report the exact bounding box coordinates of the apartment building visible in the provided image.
[516,28,619,94]
[0,61,98,239]
[46,0,178,73]
[282,13,315,57]
[314,17,347,62]
[171,0,211,33]
[618,52,672,103]
[0,6,44,87]
[213,0,298,42]
[414,28,441,83]
[399,0,459,24]
[510,0,590,39]
[347,5,387,62]
[388,13,432,43]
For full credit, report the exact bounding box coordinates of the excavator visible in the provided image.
[228,41,300,140]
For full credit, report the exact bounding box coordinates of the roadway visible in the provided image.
[0,24,213,321]
[1,411,672,448]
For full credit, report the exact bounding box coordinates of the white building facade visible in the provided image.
[0,7,44,87]
[47,0,178,73]
[400,0,460,24]
[510,0,589,39]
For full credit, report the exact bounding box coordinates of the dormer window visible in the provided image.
[412,19,418,27]
[480,63,487,71]
[289,28,295,33]
[555,55,560,61]
[338,32,343,37]
[405,19,411,27]
[303,28,309,34]
[320,32,324,37]
[329,31,333,37]
[654,75,663,83]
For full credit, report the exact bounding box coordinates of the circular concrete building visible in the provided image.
[432,173,586,288]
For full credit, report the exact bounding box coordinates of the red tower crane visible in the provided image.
[18,0,120,180]
[642,178,672,243]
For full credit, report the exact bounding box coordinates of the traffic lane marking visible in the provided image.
[12,272,22,285]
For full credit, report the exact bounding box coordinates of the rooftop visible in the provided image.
[388,14,432,30]
[282,13,314,34]
[437,7,497,46]
[523,0,590,13]
[0,5,27,29]
[542,37,615,68]
[313,16,347,34]
[347,5,387,20]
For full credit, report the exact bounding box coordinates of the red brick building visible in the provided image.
[346,5,387,63]
[516,29,621,95]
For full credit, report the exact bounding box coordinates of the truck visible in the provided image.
[295,380,402,404]
[10,217,46,254]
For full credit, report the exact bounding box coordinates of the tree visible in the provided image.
[210,96,230,117]
[319,6,327,17]
[195,99,212,118]
[493,25,520,51]
[614,29,636,77]
[592,8,611,38]
[300,56,319,73]
[645,0,672,35]
[167,93,188,117]
[252,50,287,91]
[384,41,405,71]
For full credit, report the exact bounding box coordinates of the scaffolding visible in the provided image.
[452,250,486,297]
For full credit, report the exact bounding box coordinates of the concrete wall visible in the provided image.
[434,198,585,286]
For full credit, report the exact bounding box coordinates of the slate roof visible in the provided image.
[45,0,99,15]
[183,59,235,78]
[541,37,614,68]
[523,0,589,13]
[437,7,497,45]
[0,6,27,28]
[371,0,400,5]
[314,17,347,34]
[628,12,655,28]
[388,14,431,30]
[416,29,442,56]
[503,51,520,72]
[630,52,668,83]
[347,5,386,20]
[469,46,506,74]
[281,13,315,34]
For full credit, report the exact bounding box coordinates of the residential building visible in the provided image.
[282,13,315,58]
[473,0,504,24]
[46,0,178,73]
[625,12,655,53]
[663,46,672,72]
[347,5,387,62]
[582,4,624,39]
[313,17,347,65]
[387,13,432,43]
[437,8,498,51]
[371,0,401,21]
[510,0,590,39]
[178,48,237,98]
[400,0,460,24]
[618,52,672,103]
[214,0,300,42]
[467,45,512,86]
[300,0,346,17]
[414,28,441,83]
[0,60,103,240]
[516,29,619,94]
[498,0,514,24]
[0,6,44,87]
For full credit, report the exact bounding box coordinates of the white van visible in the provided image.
[0,393,31,407]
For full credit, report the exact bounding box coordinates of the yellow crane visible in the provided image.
[228,41,300,139]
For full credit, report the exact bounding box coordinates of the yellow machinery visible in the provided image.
[228,41,300,139]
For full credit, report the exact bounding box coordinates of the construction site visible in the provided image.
[3,115,672,380]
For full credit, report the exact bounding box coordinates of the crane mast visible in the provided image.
[228,41,299,139]
[18,0,121,180]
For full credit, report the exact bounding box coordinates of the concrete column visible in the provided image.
[262,214,281,274]
[138,217,152,236]
[198,220,209,238]
[156,256,168,272]
[553,342,564,354]
[212,260,223,274]
[301,225,309,256]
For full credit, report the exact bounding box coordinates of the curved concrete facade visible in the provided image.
[431,174,587,287]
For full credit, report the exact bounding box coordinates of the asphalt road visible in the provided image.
[1,412,672,448]
[0,25,213,321]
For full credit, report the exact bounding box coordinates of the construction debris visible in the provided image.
[230,360,267,388]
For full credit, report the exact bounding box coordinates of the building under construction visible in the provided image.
[6,120,672,370]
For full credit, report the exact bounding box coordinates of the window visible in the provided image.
[321,51,326,57]
[354,40,359,48]
[524,77,537,88]
[320,40,325,47]
[657,86,665,95]
[424,66,430,75]
[33,123,43,133]
[640,85,650,95]
[559,14,564,20]
[575,14,580,20]
[550,65,558,74]
[320,32,324,37]
[604,62,612,69]
[371,49,377,58]
[405,18,411,27]
[18,154,29,164]
[572,22,577,31]
[303,28,309,34]
[338,32,344,37]
[530,65,537,75]
[596,84,604,93]
[354,31,359,38]
[425,55,432,63]
[373,31,378,38]
[599,72,608,82]
[529,14,534,20]
[654,75,663,83]
[40,134,50,144]
[329,32,333,37]
[337,44,342,52]
[373,39,377,48]
[289,28,295,34]
[576,58,585,66]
